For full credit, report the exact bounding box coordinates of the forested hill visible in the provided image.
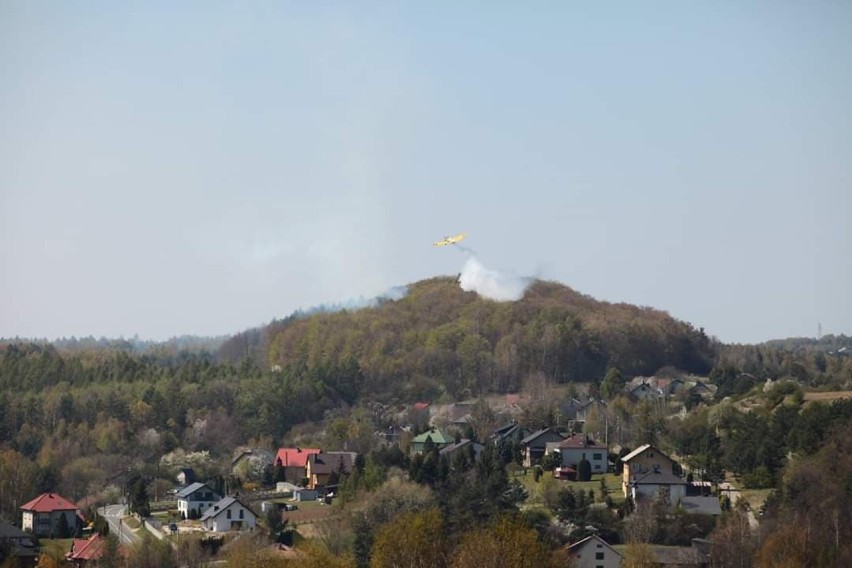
[220,276,715,400]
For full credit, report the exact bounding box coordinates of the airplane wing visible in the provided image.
[433,233,466,247]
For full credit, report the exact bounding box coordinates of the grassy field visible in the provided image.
[514,469,625,507]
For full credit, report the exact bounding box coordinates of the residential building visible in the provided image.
[545,433,608,473]
[176,483,222,519]
[410,429,453,454]
[490,422,530,445]
[305,452,357,489]
[520,428,564,467]
[629,469,688,505]
[620,444,676,497]
[439,439,484,462]
[0,519,38,566]
[200,497,257,532]
[66,534,106,566]
[565,534,622,568]
[274,448,321,484]
[20,493,83,538]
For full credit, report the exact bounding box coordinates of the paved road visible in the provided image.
[100,504,139,545]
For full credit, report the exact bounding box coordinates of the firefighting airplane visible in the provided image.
[433,233,467,247]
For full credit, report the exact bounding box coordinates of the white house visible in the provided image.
[630,469,687,505]
[545,433,608,473]
[200,497,257,532]
[176,482,221,519]
[566,534,622,568]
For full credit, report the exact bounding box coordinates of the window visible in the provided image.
[227,510,231,519]
[239,509,244,519]
[593,453,602,460]
[596,552,605,560]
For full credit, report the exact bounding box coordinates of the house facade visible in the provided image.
[274,448,321,484]
[0,519,38,566]
[520,428,565,467]
[545,433,608,473]
[630,470,688,505]
[20,493,82,538]
[176,482,222,519]
[621,444,676,497]
[200,497,257,532]
[305,452,357,489]
[566,534,622,568]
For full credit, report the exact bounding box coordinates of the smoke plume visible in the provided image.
[459,257,532,301]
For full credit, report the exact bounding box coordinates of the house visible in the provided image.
[491,422,530,445]
[66,534,107,566]
[305,452,357,489]
[545,433,608,473]
[0,519,39,567]
[176,468,196,486]
[231,449,274,481]
[649,540,711,567]
[176,482,222,519]
[274,448,321,484]
[520,428,564,467]
[629,469,688,505]
[628,381,664,401]
[439,439,484,462]
[575,399,607,422]
[200,497,257,532]
[410,429,453,454]
[565,534,622,568]
[621,444,677,497]
[20,493,83,538]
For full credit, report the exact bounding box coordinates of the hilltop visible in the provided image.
[220,276,715,401]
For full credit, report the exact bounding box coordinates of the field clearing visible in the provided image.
[514,470,624,506]
[804,391,852,403]
[283,500,337,525]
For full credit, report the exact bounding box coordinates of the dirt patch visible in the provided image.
[804,391,852,404]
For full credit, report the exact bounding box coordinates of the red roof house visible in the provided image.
[275,448,321,484]
[20,492,83,537]
[66,534,106,566]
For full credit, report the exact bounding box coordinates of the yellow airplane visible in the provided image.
[433,233,467,247]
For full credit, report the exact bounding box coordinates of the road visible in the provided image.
[100,504,139,545]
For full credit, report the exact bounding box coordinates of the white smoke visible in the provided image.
[458,257,532,301]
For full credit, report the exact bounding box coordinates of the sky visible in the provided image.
[1,1,850,345]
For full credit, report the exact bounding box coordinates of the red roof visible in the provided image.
[20,492,79,513]
[412,402,430,411]
[68,534,105,561]
[275,448,320,468]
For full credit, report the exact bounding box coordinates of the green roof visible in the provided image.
[412,429,453,445]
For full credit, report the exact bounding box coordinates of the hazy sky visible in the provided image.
[2,1,850,344]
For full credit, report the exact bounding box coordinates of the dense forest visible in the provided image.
[1,276,852,566]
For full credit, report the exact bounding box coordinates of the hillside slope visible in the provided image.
[221,276,715,401]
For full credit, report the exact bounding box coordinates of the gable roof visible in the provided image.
[520,428,563,446]
[552,433,607,450]
[439,439,484,457]
[632,470,687,486]
[307,452,357,476]
[411,429,453,445]
[200,497,256,521]
[566,534,622,557]
[275,448,321,468]
[20,492,79,513]
[68,534,106,561]
[175,482,218,500]
[621,444,673,463]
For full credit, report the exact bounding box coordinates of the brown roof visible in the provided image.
[308,452,357,476]
[552,433,607,450]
